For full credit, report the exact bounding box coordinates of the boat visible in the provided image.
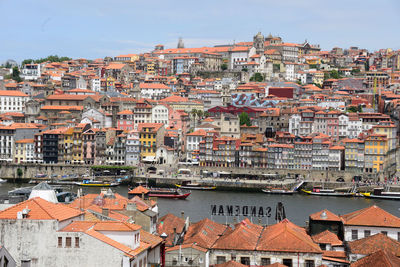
[175,181,216,190]
[76,179,119,187]
[148,188,191,199]
[0,178,6,184]
[262,188,296,195]
[361,188,400,200]
[301,186,355,197]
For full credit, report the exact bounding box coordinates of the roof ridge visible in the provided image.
[31,198,55,219]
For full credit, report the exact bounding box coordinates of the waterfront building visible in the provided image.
[364,134,388,173]
[343,139,365,172]
[13,138,35,164]
[138,123,165,163]
[341,205,400,242]
[186,129,206,162]
[126,129,141,166]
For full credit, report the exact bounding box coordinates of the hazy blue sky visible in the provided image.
[1,0,400,63]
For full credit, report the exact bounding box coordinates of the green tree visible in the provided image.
[250,73,264,82]
[221,63,228,71]
[204,111,210,118]
[22,55,71,65]
[239,112,251,126]
[330,70,341,79]
[10,66,22,82]
[347,106,358,113]
[17,168,23,178]
[197,110,204,120]
[242,67,248,72]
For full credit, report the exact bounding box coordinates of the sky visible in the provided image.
[1,0,400,63]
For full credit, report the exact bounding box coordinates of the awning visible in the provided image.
[142,156,156,162]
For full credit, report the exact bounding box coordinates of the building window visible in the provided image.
[58,237,62,247]
[261,258,271,266]
[75,237,80,248]
[382,231,388,236]
[364,230,371,238]
[216,256,226,264]
[305,260,315,267]
[66,237,72,247]
[282,259,292,267]
[240,257,250,265]
[352,230,358,240]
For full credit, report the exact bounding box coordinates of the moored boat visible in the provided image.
[128,185,190,199]
[302,186,354,197]
[262,188,296,195]
[77,179,119,187]
[148,188,191,199]
[175,181,216,190]
[361,188,400,200]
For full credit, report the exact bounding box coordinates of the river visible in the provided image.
[1,183,400,226]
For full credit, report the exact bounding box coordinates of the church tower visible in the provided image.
[253,32,264,55]
[177,37,184,48]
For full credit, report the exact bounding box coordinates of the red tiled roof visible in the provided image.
[128,185,149,195]
[183,218,227,249]
[157,213,186,246]
[348,233,400,256]
[310,209,341,222]
[257,219,322,253]
[341,205,400,228]
[312,230,343,246]
[0,197,83,221]
[214,260,248,267]
[351,250,400,267]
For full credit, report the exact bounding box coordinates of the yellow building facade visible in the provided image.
[364,134,388,173]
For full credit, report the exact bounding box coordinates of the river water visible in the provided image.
[2,183,400,226]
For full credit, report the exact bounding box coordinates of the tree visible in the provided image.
[17,168,23,178]
[239,112,251,126]
[347,106,358,113]
[204,111,210,118]
[330,70,340,79]
[221,63,228,71]
[250,73,264,82]
[22,55,71,65]
[197,110,204,120]
[10,66,22,82]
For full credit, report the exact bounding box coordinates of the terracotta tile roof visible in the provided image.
[265,263,288,267]
[214,260,247,267]
[257,219,322,254]
[140,229,163,249]
[212,219,262,251]
[351,250,400,267]
[128,185,149,195]
[187,129,207,136]
[0,197,83,221]
[183,218,227,249]
[348,233,400,256]
[68,192,130,211]
[322,250,346,259]
[166,243,208,253]
[41,105,84,111]
[0,90,28,97]
[310,209,341,222]
[140,83,170,89]
[93,221,141,231]
[312,230,343,246]
[157,213,186,246]
[341,205,400,228]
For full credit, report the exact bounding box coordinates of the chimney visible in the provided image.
[258,217,262,225]
[181,211,185,220]
[102,208,109,217]
[141,192,145,199]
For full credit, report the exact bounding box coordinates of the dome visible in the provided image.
[29,182,58,203]
[255,32,264,40]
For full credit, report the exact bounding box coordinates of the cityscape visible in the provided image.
[1,0,400,266]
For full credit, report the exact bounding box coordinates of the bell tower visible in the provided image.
[253,32,265,55]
